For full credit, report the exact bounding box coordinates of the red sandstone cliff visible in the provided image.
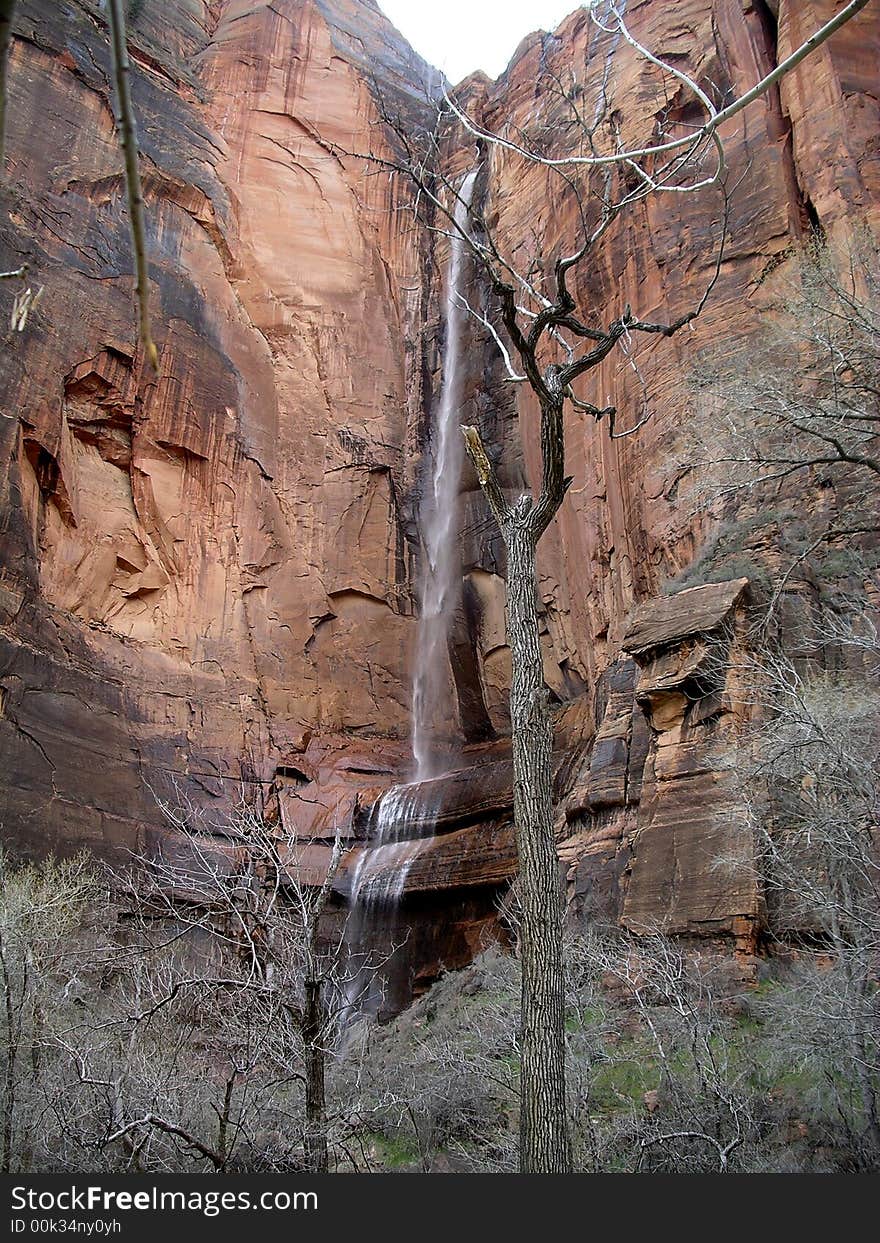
[0,1,877,994]
[446,0,879,962]
[0,0,437,857]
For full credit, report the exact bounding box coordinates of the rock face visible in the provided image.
[1,1,878,1004]
[620,580,758,946]
[1,0,436,858]
[555,581,759,944]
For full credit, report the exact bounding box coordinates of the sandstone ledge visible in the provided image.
[622,579,750,660]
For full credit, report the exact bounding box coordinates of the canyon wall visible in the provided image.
[1,0,878,999]
[441,0,880,978]
[0,0,437,859]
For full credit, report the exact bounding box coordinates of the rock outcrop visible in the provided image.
[1,1,878,1005]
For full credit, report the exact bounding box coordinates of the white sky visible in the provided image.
[378,1,583,83]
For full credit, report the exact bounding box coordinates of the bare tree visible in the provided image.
[575,931,765,1173]
[669,232,878,627]
[728,635,880,1167]
[106,0,157,368]
[360,0,871,1173]
[0,848,98,1172]
[684,230,879,513]
[53,790,384,1173]
[673,217,880,1167]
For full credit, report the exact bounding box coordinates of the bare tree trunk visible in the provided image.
[0,934,17,1173]
[106,0,157,368]
[303,978,328,1173]
[830,885,880,1161]
[463,394,572,1173]
[216,1074,236,1171]
[0,2,15,171]
[850,982,880,1160]
[504,509,571,1174]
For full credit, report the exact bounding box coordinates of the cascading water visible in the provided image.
[347,784,428,912]
[341,783,430,1018]
[412,168,478,782]
[343,172,477,1018]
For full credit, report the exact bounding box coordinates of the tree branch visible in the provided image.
[0,1,15,172]
[107,0,158,370]
[529,392,573,541]
[462,425,511,525]
[104,1113,227,1169]
[454,291,525,382]
[442,0,871,176]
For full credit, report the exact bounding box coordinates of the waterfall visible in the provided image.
[342,780,441,1019]
[342,172,477,1020]
[346,784,427,910]
[411,169,478,782]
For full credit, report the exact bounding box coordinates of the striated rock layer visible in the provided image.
[1,1,878,1005]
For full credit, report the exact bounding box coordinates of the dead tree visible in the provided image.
[361,0,872,1174]
[684,229,879,506]
[59,789,368,1173]
[0,849,97,1173]
[137,792,349,1173]
[728,637,880,1167]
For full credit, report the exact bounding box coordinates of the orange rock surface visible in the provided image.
[0,2,877,995]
